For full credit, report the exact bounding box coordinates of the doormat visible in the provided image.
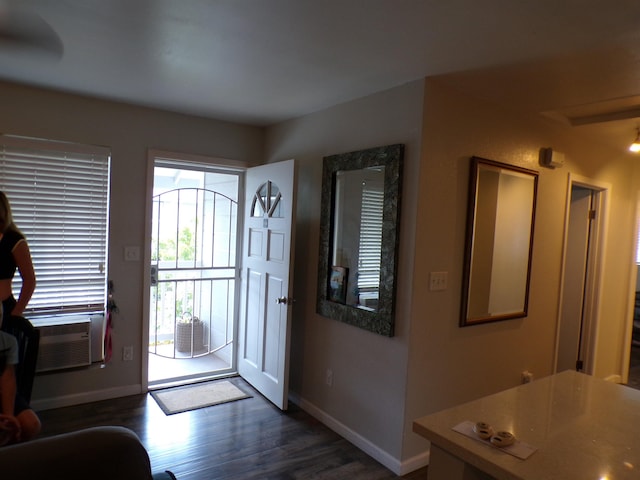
[151,379,252,415]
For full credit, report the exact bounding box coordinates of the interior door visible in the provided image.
[557,186,592,372]
[238,159,296,410]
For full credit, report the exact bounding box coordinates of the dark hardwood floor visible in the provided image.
[36,376,428,479]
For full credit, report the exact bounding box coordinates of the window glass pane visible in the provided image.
[251,181,283,218]
[252,184,268,217]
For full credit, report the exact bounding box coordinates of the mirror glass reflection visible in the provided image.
[461,157,538,326]
[316,144,403,337]
[330,167,384,310]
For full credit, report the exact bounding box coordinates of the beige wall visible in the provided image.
[265,76,639,471]
[2,75,639,474]
[265,80,424,464]
[402,77,639,459]
[0,81,264,405]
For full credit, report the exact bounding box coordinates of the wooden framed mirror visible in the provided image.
[460,156,538,327]
[316,144,403,336]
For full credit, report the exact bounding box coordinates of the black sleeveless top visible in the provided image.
[0,229,25,280]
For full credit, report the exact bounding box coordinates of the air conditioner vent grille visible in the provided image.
[34,317,92,372]
[39,322,89,337]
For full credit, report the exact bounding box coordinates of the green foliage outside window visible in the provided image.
[152,225,196,262]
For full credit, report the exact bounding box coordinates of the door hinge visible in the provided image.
[588,209,596,220]
[576,359,584,371]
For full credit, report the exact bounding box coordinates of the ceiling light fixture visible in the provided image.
[630,128,640,152]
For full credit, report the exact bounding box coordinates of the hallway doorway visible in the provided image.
[555,177,608,375]
[148,160,242,387]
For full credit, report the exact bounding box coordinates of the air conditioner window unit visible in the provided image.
[31,315,92,372]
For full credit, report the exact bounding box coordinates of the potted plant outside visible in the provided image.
[175,312,204,353]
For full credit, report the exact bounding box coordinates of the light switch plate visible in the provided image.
[124,246,140,262]
[429,271,448,291]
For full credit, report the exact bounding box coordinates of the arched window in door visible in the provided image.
[251,180,283,218]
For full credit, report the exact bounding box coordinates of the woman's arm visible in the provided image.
[12,240,35,316]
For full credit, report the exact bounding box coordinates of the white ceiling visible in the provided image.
[2,0,640,152]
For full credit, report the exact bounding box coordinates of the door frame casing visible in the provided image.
[554,173,610,376]
[142,149,248,392]
[620,191,640,384]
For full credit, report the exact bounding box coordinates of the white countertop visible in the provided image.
[413,370,640,480]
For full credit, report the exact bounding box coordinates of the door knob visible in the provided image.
[276,296,295,305]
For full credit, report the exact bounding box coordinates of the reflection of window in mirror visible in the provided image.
[357,171,384,310]
[331,167,384,310]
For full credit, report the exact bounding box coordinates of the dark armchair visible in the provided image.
[1,315,40,404]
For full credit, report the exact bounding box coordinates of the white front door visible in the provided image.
[238,159,296,410]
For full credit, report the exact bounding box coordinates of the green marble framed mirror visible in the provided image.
[316,144,403,336]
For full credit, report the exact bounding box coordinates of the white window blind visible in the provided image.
[0,135,110,315]
[357,181,384,291]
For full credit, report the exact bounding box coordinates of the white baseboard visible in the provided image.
[289,391,430,476]
[400,450,431,476]
[32,384,143,411]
